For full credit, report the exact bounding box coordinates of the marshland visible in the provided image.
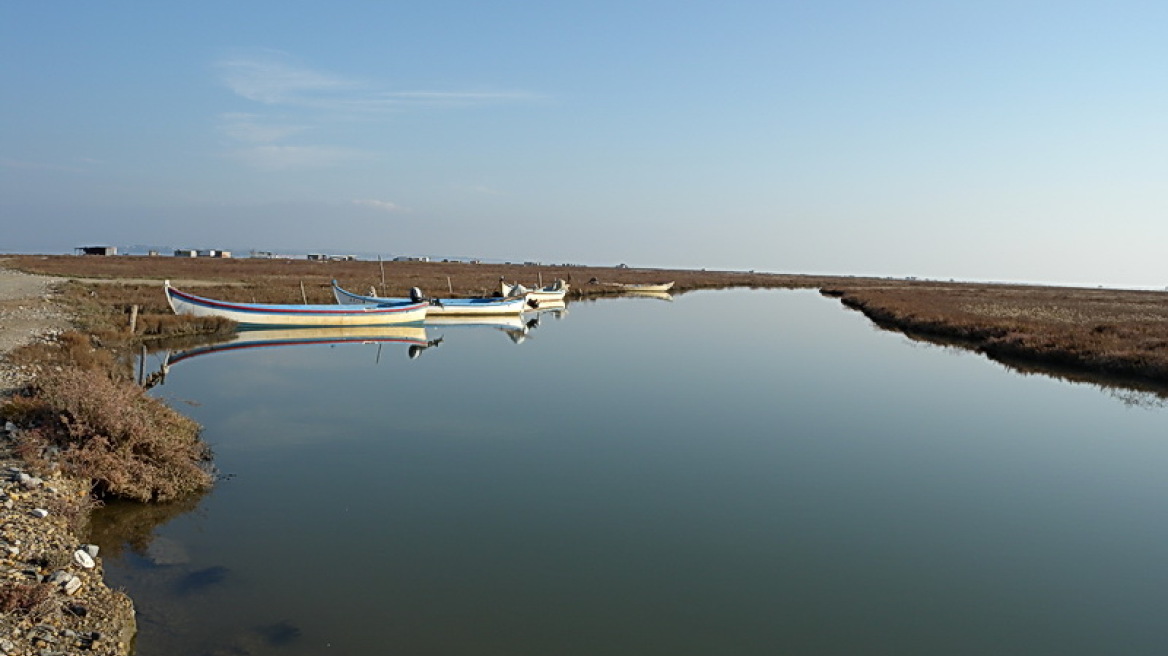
[2,254,1168,655]
[7,254,1168,392]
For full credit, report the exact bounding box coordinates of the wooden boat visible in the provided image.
[165,280,428,327]
[501,278,569,304]
[163,325,433,367]
[596,281,675,293]
[332,280,530,316]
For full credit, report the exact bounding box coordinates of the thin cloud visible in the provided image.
[213,50,541,171]
[229,145,367,171]
[217,51,358,106]
[352,199,406,213]
[218,113,306,144]
[216,49,541,113]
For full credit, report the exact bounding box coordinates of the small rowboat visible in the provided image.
[597,281,674,293]
[501,278,569,304]
[165,280,428,327]
[332,280,530,316]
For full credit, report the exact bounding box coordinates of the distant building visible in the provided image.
[392,256,430,262]
[75,246,117,256]
[174,249,197,257]
[307,253,328,261]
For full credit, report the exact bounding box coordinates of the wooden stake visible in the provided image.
[300,281,308,304]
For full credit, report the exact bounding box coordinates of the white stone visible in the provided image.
[30,508,49,518]
[73,549,96,569]
[63,575,82,596]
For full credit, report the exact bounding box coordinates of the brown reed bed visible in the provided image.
[6,254,1168,392]
[822,281,1168,391]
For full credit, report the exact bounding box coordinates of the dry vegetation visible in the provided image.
[6,254,1168,398]
[822,281,1168,392]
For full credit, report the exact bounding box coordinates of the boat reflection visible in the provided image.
[425,314,532,344]
[622,291,673,302]
[424,303,569,345]
[163,325,437,371]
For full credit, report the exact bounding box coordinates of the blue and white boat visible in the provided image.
[332,280,530,316]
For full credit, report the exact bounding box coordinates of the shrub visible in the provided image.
[19,367,214,502]
[0,582,53,617]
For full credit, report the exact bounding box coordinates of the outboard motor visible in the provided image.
[409,287,425,303]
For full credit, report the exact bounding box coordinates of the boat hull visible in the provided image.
[166,282,428,327]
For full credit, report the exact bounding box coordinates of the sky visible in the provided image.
[2,1,1166,287]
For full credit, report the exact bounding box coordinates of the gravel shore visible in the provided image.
[0,264,136,655]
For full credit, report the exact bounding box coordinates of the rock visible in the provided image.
[48,570,71,585]
[73,549,95,569]
[82,543,99,558]
[18,472,42,488]
[63,575,82,596]
[30,508,49,518]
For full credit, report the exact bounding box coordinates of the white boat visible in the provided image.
[332,280,531,316]
[501,278,569,305]
[165,281,428,327]
[594,280,675,293]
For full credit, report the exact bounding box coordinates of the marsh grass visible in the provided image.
[824,283,1168,385]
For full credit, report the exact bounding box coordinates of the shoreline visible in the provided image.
[0,266,136,656]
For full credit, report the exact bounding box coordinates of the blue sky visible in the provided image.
[2,1,1165,287]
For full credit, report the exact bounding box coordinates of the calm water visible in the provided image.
[93,290,1168,655]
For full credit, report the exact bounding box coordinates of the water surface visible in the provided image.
[95,290,1168,655]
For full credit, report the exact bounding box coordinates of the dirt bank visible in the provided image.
[0,265,70,396]
[0,263,136,656]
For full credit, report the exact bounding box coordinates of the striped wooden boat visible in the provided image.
[332,280,530,316]
[165,280,428,327]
